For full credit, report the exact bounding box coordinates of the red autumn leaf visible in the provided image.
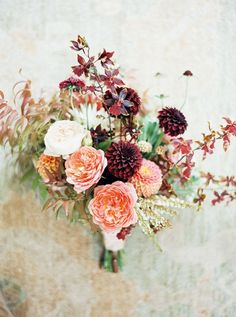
[222,117,236,136]
[221,176,236,187]
[99,49,114,60]
[77,54,86,65]
[172,138,192,155]
[72,65,84,77]
[70,40,79,51]
[113,69,119,76]
[199,138,215,160]
[113,78,125,86]
[85,85,96,93]
[212,190,228,206]
[180,154,195,179]
[222,133,230,151]
[200,172,215,185]
[109,102,127,116]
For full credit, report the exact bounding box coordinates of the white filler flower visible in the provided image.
[44,120,86,157]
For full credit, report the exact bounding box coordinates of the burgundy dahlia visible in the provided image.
[103,87,141,116]
[59,76,85,90]
[105,141,142,180]
[158,107,188,136]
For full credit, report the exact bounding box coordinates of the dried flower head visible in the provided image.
[158,107,188,136]
[106,141,142,180]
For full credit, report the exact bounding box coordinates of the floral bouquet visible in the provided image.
[1,35,236,272]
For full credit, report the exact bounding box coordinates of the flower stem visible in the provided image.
[180,77,189,110]
[86,103,89,130]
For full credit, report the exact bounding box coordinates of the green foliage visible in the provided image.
[138,116,164,150]
[97,139,113,152]
[101,249,123,273]
[170,175,200,199]
[103,249,113,272]
[20,166,48,204]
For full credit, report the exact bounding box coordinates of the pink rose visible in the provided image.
[65,146,107,193]
[88,181,138,232]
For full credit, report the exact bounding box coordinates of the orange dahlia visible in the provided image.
[37,154,61,183]
[129,159,162,198]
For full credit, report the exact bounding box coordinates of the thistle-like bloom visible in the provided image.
[129,159,162,198]
[157,107,188,136]
[37,154,61,183]
[106,141,142,180]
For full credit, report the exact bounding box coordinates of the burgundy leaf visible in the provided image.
[222,117,236,136]
[113,78,125,86]
[77,54,86,65]
[72,65,84,77]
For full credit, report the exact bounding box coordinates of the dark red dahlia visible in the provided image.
[59,76,85,90]
[157,107,188,136]
[105,141,142,180]
[103,87,141,116]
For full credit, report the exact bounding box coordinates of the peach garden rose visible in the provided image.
[88,181,138,232]
[65,146,107,193]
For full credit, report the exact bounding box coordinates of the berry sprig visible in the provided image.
[117,225,135,240]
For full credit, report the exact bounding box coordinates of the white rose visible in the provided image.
[44,120,86,157]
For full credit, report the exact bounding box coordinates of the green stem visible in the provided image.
[86,103,89,130]
[100,249,123,273]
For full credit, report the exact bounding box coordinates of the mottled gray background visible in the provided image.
[0,0,236,316]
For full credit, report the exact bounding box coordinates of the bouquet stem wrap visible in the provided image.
[101,231,124,273]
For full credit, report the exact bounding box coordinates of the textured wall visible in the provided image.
[0,0,236,316]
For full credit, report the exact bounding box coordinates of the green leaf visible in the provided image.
[97,139,112,152]
[139,117,163,149]
[20,167,35,183]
